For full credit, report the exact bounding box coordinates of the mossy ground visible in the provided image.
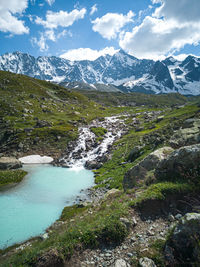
[0,170,27,189]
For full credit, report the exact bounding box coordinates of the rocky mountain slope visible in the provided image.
[1,51,200,95]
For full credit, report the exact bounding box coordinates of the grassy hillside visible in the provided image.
[0,71,114,157]
[76,90,190,107]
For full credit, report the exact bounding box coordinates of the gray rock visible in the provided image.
[0,157,22,170]
[168,214,175,222]
[165,213,200,265]
[123,147,174,189]
[114,259,130,267]
[155,144,200,181]
[120,217,132,229]
[41,233,48,240]
[85,160,102,170]
[36,248,64,267]
[140,147,174,171]
[139,257,157,267]
[175,213,182,220]
[170,118,200,147]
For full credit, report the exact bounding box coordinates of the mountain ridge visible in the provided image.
[0,51,200,95]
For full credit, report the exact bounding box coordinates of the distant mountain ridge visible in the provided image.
[0,50,200,95]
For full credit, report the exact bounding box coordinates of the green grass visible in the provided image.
[60,204,88,221]
[0,170,27,189]
[129,182,194,207]
[94,102,200,189]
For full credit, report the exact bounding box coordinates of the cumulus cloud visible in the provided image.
[60,47,118,61]
[90,4,97,15]
[0,0,29,34]
[92,11,134,40]
[153,0,200,23]
[35,8,86,29]
[31,29,69,52]
[119,0,200,59]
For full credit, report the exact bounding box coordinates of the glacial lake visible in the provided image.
[0,165,94,249]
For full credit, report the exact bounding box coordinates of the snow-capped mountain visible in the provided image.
[0,50,200,95]
[121,55,200,95]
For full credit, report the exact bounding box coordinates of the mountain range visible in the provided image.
[0,50,200,95]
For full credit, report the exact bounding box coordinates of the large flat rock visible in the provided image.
[0,157,22,170]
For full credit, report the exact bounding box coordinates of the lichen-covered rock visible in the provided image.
[165,213,200,266]
[169,118,200,147]
[0,157,22,170]
[123,147,174,189]
[140,147,174,171]
[139,257,157,267]
[36,249,64,267]
[155,144,200,181]
[114,259,130,267]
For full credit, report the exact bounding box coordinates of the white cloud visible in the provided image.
[45,0,55,6]
[90,4,97,16]
[153,0,200,23]
[119,0,200,59]
[92,11,134,40]
[35,8,86,29]
[60,47,118,61]
[31,29,71,52]
[45,29,56,41]
[31,34,49,52]
[0,0,29,34]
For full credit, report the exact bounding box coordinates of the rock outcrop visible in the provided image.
[165,213,200,266]
[155,144,200,181]
[123,147,174,189]
[36,249,64,267]
[169,118,200,148]
[0,157,22,170]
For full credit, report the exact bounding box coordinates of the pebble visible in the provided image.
[168,214,175,222]
[175,213,182,220]
[132,216,137,226]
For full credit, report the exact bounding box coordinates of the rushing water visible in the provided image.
[0,165,94,249]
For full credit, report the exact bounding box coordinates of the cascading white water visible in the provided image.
[61,116,126,168]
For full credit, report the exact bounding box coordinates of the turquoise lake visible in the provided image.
[0,165,94,249]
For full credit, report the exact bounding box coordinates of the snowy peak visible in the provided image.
[0,51,200,95]
[150,61,174,89]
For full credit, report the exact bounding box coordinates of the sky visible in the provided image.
[0,0,200,61]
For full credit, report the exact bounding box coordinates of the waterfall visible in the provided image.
[60,116,126,169]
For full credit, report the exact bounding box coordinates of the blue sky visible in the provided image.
[0,0,200,60]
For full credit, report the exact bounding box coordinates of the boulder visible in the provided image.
[155,144,200,181]
[85,160,102,170]
[114,259,130,267]
[104,188,120,199]
[123,147,174,189]
[169,118,200,147]
[140,147,174,171]
[139,257,157,267]
[0,157,22,170]
[165,213,200,265]
[36,249,64,267]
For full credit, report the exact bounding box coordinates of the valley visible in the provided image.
[0,70,200,266]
